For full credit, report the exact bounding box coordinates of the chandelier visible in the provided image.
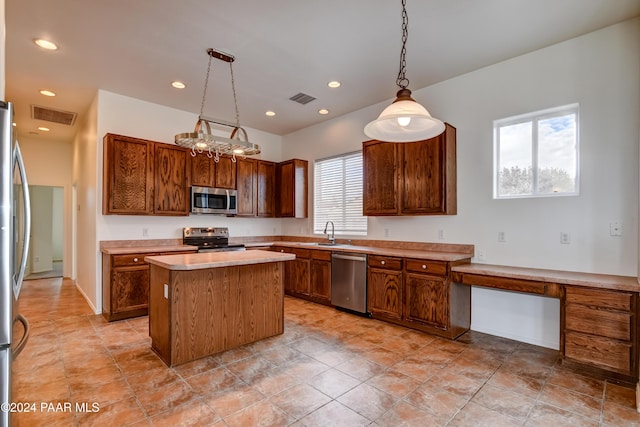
[175,48,260,159]
[364,0,445,142]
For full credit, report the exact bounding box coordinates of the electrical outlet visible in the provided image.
[477,250,485,261]
[610,222,622,237]
[384,228,389,238]
[438,229,445,240]
[497,231,506,243]
[560,232,571,244]
[142,228,149,237]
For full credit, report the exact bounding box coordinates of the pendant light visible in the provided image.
[175,48,260,159]
[364,0,445,142]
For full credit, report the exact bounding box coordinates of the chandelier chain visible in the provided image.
[396,0,410,89]
[229,62,241,127]
[199,52,214,117]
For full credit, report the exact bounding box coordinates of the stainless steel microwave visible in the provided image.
[191,186,237,215]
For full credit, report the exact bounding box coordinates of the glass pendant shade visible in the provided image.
[364,89,445,142]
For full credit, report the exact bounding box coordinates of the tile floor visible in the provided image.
[12,277,640,426]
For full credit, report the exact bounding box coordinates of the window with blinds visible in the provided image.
[314,151,367,235]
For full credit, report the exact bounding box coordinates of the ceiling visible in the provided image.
[6,0,640,143]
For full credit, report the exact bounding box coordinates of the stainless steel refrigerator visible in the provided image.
[1,101,31,427]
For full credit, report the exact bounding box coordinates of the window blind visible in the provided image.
[314,151,367,235]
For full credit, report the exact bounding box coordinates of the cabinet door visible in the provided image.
[190,152,215,187]
[310,259,331,301]
[155,144,190,215]
[103,134,154,215]
[236,158,257,216]
[291,259,310,295]
[214,156,237,189]
[405,273,449,329]
[111,266,149,314]
[257,160,276,217]
[277,159,308,218]
[362,141,399,215]
[367,268,403,320]
[400,124,456,215]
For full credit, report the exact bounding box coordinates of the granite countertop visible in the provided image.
[452,263,640,292]
[245,241,472,262]
[145,249,295,271]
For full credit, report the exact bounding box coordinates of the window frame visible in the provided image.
[313,150,367,236]
[493,103,580,199]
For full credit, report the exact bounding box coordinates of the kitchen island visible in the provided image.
[145,250,295,366]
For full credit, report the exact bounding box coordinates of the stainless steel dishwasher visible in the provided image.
[331,252,368,314]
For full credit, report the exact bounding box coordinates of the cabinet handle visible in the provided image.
[280,249,284,253]
[381,260,386,265]
[422,264,427,269]
[133,258,139,262]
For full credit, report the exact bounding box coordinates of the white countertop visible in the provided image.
[144,249,295,271]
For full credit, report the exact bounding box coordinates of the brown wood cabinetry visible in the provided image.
[367,255,403,320]
[562,287,637,380]
[363,123,456,216]
[276,159,308,218]
[154,144,190,215]
[367,255,470,338]
[190,153,236,189]
[236,158,258,216]
[103,134,154,215]
[103,134,190,216]
[310,250,331,303]
[257,160,276,217]
[102,250,196,321]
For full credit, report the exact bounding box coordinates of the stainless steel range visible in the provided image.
[182,227,246,252]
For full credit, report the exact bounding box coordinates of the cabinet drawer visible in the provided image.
[290,248,310,259]
[405,259,447,276]
[565,304,632,341]
[311,250,332,262]
[564,331,632,374]
[565,287,633,311]
[368,255,402,270]
[112,254,152,267]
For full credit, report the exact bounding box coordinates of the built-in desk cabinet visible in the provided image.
[562,286,637,381]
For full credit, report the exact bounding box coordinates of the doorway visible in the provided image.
[24,185,64,281]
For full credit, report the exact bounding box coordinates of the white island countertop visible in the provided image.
[144,249,295,271]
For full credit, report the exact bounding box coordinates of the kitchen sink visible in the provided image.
[298,242,346,247]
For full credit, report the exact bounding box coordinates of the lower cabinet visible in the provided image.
[367,255,470,339]
[102,250,196,321]
[272,246,331,305]
[367,255,403,320]
[562,286,637,381]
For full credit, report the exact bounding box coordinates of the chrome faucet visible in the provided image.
[323,221,335,245]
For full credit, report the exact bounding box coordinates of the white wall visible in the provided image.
[52,186,63,260]
[29,186,53,273]
[19,138,73,277]
[281,19,640,349]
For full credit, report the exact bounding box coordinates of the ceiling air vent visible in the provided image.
[289,92,316,105]
[31,105,77,126]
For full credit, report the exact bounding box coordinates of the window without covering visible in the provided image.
[494,104,579,199]
[314,151,367,235]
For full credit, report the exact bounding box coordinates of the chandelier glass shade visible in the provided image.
[364,0,444,142]
[175,48,260,158]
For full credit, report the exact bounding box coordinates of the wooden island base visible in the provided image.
[148,259,287,366]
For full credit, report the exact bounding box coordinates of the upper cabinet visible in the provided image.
[276,159,308,218]
[257,160,276,217]
[190,153,236,189]
[103,133,189,216]
[236,157,258,217]
[363,123,457,216]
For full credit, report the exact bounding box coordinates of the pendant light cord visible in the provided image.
[396,0,409,90]
[199,52,214,117]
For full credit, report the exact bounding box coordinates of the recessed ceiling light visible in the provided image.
[318,109,329,115]
[34,39,58,50]
[327,81,341,88]
[39,90,56,97]
[171,81,186,89]
[265,111,276,117]
[37,127,50,132]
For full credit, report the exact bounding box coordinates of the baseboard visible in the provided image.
[72,280,100,315]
